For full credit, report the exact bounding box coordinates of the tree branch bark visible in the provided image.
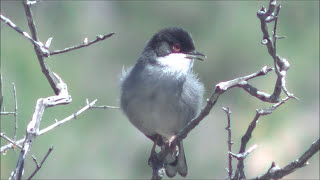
[256,139,320,180]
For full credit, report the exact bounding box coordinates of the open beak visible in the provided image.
[185,51,206,61]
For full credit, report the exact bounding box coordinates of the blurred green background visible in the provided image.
[1,1,319,179]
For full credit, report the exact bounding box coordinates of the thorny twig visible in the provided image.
[255,139,320,180]
[223,107,233,179]
[229,144,258,161]
[10,73,71,180]
[38,99,97,136]
[0,112,16,115]
[233,96,292,180]
[0,83,18,120]
[86,98,119,109]
[13,83,18,141]
[0,133,22,150]
[0,99,99,153]
[150,0,302,179]
[27,146,54,180]
[22,0,60,95]
[149,66,275,179]
[257,0,297,101]
[2,1,115,179]
[0,14,50,57]
[49,33,115,56]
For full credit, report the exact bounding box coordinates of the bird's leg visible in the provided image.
[168,135,179,156]
[148,135,159,166]
[151,135,159,154]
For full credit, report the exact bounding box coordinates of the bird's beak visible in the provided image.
[185,51,206,61]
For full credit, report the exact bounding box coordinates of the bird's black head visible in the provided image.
[141,27,205,61]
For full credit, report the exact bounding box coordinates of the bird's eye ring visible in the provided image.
[172,43,181,52]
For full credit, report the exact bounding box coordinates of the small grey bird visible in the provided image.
[120,27,205,178]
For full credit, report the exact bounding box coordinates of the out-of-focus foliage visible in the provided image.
[1,1,319,179]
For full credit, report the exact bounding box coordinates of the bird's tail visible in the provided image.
[163,141,188,177]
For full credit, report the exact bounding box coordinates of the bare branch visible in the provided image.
[217,66,277,103]
[22,0,62,95]
[31,155,39,168]
[2,2,115,179]
[0,14,49,57]
[0,138,25,153]
[0,99,100,153]
[149,65,275,179]
[27,146,54,180]
[257,0,297,101]
[178,66,274,141]
[12,83,18,141]
[26,0,39,6]
[38,99,97,136]
[256,139,320,180]
[229,144,258,161]
[0,72,3,111]
[90,105,119,109]
[233,96,291,180]
[1,112,16,115]
[223,107,233,179]
[10,73,71,180]
[49,33,115,56]
[0,133,22,150]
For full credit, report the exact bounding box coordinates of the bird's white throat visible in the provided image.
[157,53,193,74]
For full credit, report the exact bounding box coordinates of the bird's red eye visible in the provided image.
[172,43,181,52]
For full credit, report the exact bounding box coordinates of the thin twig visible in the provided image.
[0,138,25,153]
[257,0,297,101]
[0,133,23,150]
[1,112,16,115]
[90,105,119,109]
[0,99,100,153]
[12,83,18,141]
[27,146,54,180]
[38,99,97,135]
[22,0,61,95]
[256,139,320,179]
[49,33,115,56]
[229,144,258,161]
[10,73,71,180]
[223,107,233,179]
[0,14,49,57]
[0,71,3,112]
[233,96,291,180]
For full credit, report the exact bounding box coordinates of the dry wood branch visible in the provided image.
[38,99,97,135]
[10,73,71,180]
[0,138,25,153]
[229,144,258,161]
[0,99,100,153]
[256,139,320,180]
[233,96,291,180]
[0,133,22,150]
[257,0,297,101]
[27,146,54,180]
[0,112,16,115]
[0,72,3,111]
[90,105,119,109]
[49,33,115,56]
[3,2,115,95]
[13,83,18,141]
[2,2,115,179]
[22,1,60,95]
[0,14,49,57]
[149,66,275,179]
[223,107,234,179]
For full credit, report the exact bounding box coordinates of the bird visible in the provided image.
[120,27,205,178]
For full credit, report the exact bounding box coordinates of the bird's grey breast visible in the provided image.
[120,61,203,139]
